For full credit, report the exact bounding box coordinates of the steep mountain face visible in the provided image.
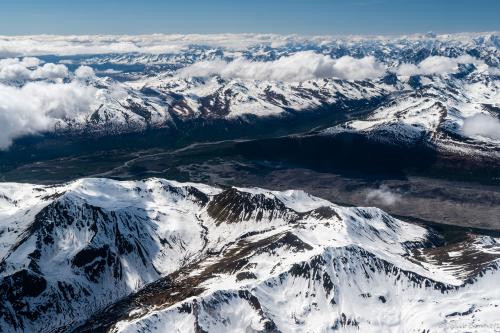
[0,178,498,332]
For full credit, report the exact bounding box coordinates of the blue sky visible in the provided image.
[1,0,499,35]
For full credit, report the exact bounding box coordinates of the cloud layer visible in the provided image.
[0,32,496,57]
[0,57,69,81]
[179,52,386,82]
[462,113,500,140]
[0,34,313,57]
[0,80,97,149]
[395,55,484,76]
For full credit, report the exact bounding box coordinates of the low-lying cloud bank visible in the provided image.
[0,34,317,57]
[0,57,68,81]
[395,55,486,76]
[179,52,386,81]
[0,58,118,149]
[462,113,500,140]
[365,186,401,206]
[0,80,97,149]
[0,32,496,57]
[178,51,496,82]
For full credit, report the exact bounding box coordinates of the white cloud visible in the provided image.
[0,63,31,81]
[462,113,500,140]
[0,34,298,57]
[0,32,496,57]
[179,52,386,82]
[0,81,97,149]
[19,57,41,67]
[395,55,483,76]
[0,57,40,80]
[74,65,96,80]
[31,63,68,79]
[0,57,68,81]
[0,36,177,57]
[0,57,40,68]
[365,186,401,205]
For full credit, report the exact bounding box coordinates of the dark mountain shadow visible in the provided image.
[233,131,500,185]
[0,97,384,179]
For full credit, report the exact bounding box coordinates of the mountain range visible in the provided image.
[1,178,498,332]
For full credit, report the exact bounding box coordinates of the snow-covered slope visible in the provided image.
[0,178,498,332]
[131,76,391,119]
[66,74,389,133]
[323,72,500,156]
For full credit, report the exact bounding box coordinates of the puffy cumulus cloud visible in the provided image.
[6,57,41,68]
[365,186,401,206]
[0,57,40,68]
[178,52,386,82]
[0,81,97,149]
[31,63,69,80]
[329,56,385,80]
[462,113,500,140]
[74,65,96,80]
[0,63,31,81]
[395,55,483,76]
[0,57,68,81]
[19,57,41,67]
[0,57,39,80]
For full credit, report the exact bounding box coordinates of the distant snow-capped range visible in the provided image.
[0,32,499,153]
[0,177,499,332]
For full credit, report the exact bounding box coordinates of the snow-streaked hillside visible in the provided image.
[322,73,500,157]
[0,178,498,332]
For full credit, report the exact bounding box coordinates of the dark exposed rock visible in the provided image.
[236,271,257,281]
[206,188,297,224]
[1,269,47,299]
